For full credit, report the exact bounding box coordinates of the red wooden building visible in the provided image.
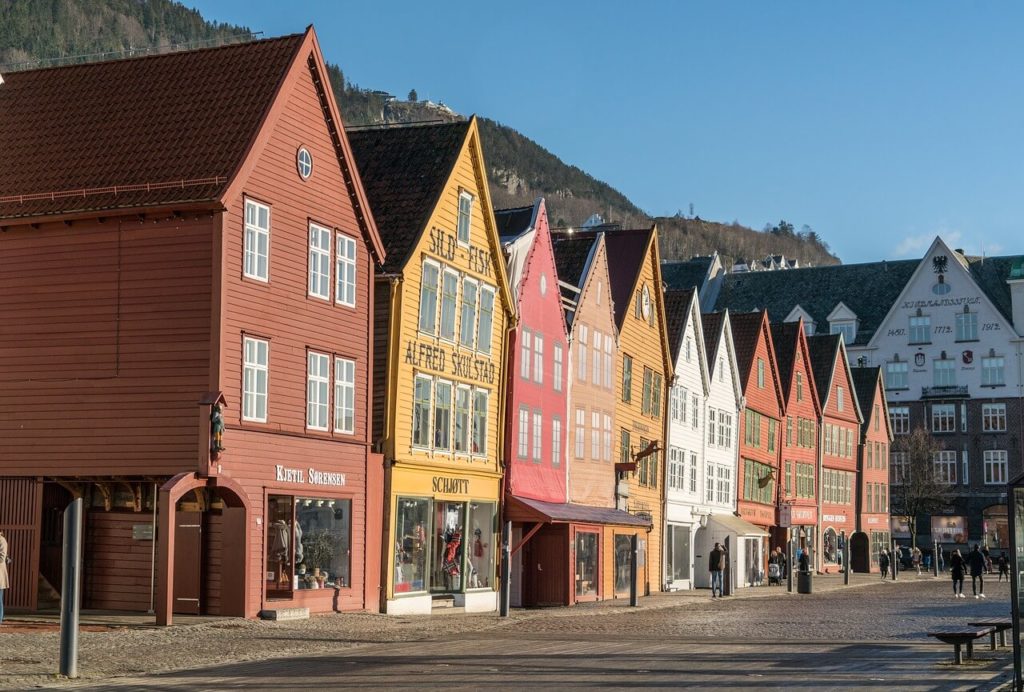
[729,311,785,566]
[807,334,862,573]
[0,29,385,623]
[851,366,893,573]
[771,320,822,563]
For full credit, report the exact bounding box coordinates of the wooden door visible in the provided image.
[529,526,567,607]
[173,512,202,615]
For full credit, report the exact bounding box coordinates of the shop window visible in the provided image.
[266,494,352,599]
[467,502,495,589]
[667,524,691,581]
[575,531,599,597]
[984,505,1008,549]
[823,528,838,565]
[394,498,430,593]
[432,502,465,592]
[614,534,633,594]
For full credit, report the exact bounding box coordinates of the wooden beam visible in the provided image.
[511,522,544,556]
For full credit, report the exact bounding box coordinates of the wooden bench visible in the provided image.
[928,625,996,664]
[968,618,1013,650]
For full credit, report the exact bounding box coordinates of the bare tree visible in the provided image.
[890,426,951,548]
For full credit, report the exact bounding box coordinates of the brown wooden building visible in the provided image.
[0,29,385,623]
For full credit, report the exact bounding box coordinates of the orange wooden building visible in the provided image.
[851,366,893,572]
[0,29,385,623]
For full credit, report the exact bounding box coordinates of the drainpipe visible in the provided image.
[148,482,157,614]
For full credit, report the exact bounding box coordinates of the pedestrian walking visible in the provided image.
[0,528,9,624]
[938,548,945,572]
[879,549,890,580]
[709,542,725,599]
[982,545,992,574]
[798,548,810,574]
[968,544,986,598]
[998,552,1010,582]
[951,548,965,598]
[912,546,922,575]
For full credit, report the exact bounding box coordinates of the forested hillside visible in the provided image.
[0,0,840,267]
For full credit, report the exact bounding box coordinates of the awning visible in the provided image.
[507,496,652,528]
[706,513,768,537]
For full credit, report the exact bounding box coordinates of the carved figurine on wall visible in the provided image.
[210,403,226,457]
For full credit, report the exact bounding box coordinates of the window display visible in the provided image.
[395,497,429,593]
[823,528,838,564]
[265,494,352,599]
[575,531,599,596]
[432,501,465,592]
[467,502,495,589]
[931,515,967,544]
[667,525,690,581]
[614,534,633,593]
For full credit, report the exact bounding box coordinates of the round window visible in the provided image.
[539,274,547,296]
[296,147,313,180]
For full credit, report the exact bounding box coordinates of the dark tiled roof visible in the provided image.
[662,256,713,290]
[729,310,767,385]
[701,311,725,366]
[770,321,802,396]
[551,234,598,289]
[495,204,535,244]
[715,260,919,345]
[664,288,695,364]
[806,334,842,406]
[0,34,305,220]
[851,366,882,435]
[347,121,470,273]
[967,254,1024,325]
[571,228,652,328]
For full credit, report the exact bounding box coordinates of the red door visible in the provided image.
[173,512,202,615]
[529,526,568,606]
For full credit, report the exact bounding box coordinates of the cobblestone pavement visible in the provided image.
[0,572,1015,690]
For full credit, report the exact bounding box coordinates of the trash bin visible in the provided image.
[797,570,813,594]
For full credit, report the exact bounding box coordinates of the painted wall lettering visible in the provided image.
[900,296,981,310]
[274,464,346,487]
[432,476,470,495]
[429,228,456,261]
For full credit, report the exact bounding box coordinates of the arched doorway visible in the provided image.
[983,505,1008,550]
[850,532,870,573]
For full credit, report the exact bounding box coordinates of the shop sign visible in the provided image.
[740,503,774,525]
[132,524,154,541]
[274,464,346,487]
[404,339,495,384]
[778,504,791,528]
[822,514,847,523]
[891,515,911,537]
[432,475,470,495]
[931,515,967,544]
[791,506,816,524]
[866,516,880,525]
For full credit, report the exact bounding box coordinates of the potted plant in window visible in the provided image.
[302,529,334,588]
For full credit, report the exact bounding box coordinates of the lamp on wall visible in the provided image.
[698,514,709,528]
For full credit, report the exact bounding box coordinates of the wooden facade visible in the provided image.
[853,366,893,573]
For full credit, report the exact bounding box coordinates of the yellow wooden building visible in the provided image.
[348,118,515,614]
[574,227,672,595]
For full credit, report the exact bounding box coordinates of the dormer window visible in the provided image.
[829,321,856,344]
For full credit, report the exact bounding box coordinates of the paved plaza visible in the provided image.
[0,572,1016,690]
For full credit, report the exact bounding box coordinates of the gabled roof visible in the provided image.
[966,253,1024,326]
[806,333,843,407]
[570,228,652,329]
[701,311,725,366]
[664,287,696,364]
[0,33,308,221]
[347,120,471,273]
[770,321,802,394]
[495,204,536,244]
[715,259,918,345]
[661,255,714,290]
[729,310,785,412]
[551,233,601,330]
[851,366,889,438]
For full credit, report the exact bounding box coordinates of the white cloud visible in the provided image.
[893,230,965,258]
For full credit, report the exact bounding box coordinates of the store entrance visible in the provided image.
[173,510,202,615]
[431,501,465,593]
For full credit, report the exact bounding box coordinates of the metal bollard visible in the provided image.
[59,498,83,678]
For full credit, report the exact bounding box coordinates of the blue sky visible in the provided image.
[189,1,1024,264]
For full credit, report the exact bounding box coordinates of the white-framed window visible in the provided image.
[552,417,562,466]
[932,404,955,433]
[890,406,909,435]
[668,447,685,490]
[334,357,355,434]
[533,333,544,384]
[983,403,1007,432]
[412,375,432,448]
[591,411,601,460]
[691,393,699,430]
[933,450,957,484]
[830,321,855,344]
[689,451,698,493]
[984,450,1008,485]
[454,386,472,454]
[520,331,532,380]
[532,410,543,462]
[716,465,731,504]
[885,360,908,390]
[336,233,357,307]
[955,310,978,341]
[757,358,765,388]
[671,386,687,424]
[244,199,270,282]
[718,359,725,383]
[553,343,564,392]
[472,389,488,454]
[476,286,495,354]
[891,452,908,485]
[243,337,269,422]
[518,406,529,458]
[308,223,331,300]
[574,408,585,459]
[602,413,612,462]
[909,315,930,344]
[836,386,844,412]
[460,278,478,349]
[592,329,602,384]
[578,325,588,381]
[983,356,1006,386]
[718,411,732,449]
[418,261,439,335]
[457,191,473,246]
[933,358,956,387]
[685,338,692,362]
[433,380,452,451]
[705,462,715,503]
[440,268,459,341]
[707,407,717,447]
[603,334,614,388]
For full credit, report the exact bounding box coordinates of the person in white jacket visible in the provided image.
[0,529,9,624]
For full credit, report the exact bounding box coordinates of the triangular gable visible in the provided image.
[835,340,865,425]
[511,199,569,344]
[623,226,674,378]
[714,310,744,405]
[221,27,384,264]
[793,324,823,419]
[827,301,858,322]
[667,289,711,396]
[785,305,816,333]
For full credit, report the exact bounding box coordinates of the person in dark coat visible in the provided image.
[950,548,966,598]
[968,544,986,598]
[709,542,726,599]
[998,552,1010,582]
[878,549,890,580]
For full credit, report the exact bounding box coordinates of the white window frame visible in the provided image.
[932,404,955,433]
[439,267,459,341]
[602,413,612,462]
[984,450,1008,485]
[457,191,473,246]
[518,406,530,458]
[955,310,978,341]
[520,330,532,380]
[983,403,1007,433]
[891,452,908,485]
[335,233,357,307]
[419,261,440,335]
[933,358,956,387]
[306,351,330,431]
[551,416,562,467]
[459,277,478,349]
[829,321,855,344]
[334,357,355,434]
[890,406,909,435]
[909,314,931,344]
[689,451,698,494]
[454,385,472,454]
[533,333,544,384]
[837,386,844,412]
[603,333,614,388]
[982,356,1006,386]
[933,450,957,485]
[433,379,452,452]
[578,326,588,382]
[476,285,495,354]
[412,375,433,448]
[592,329,602,385]
[885,360,908,390]
[243,336,269,422]
[472,389,488,455]
[691,393,699,430]
[244,199,270,282]
[591,411,601,460]
[574,408,585,459]
[553,343,564,392]
[532,410,543,462]
[308,223,331,300]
